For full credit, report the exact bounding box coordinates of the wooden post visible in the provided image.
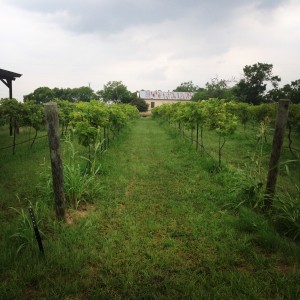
[13,120,16,155]
[196,123,199,151]
[44,102,65,220]
[104,126,107,150]
[264,99,290,211]
[8,79,12,99]
[107,127,110,147]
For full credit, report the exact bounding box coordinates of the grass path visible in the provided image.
[2,118,299,299]
[83,118,298,299]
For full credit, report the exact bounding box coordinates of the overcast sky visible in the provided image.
[1,0,299,101]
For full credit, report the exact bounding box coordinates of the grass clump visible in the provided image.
[9,199,46,255]
[63,139,102,209]
[273,192,300,241]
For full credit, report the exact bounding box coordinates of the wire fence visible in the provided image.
[0,134,48,152]
[0,125,117,155]
[169,122,214,159]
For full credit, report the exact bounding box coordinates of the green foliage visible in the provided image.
[69,86,96,102]
[74,121,99,147]
[24,86,97,103]
[272,155,300,240]
[69,101,138,151]
[63,139,102,209]
[280,79,300,104]
[153,99,238,168]
[97,81,133,103]
[0,98,24,146]
[22,101,45,147]
[273,192,300,240]
[227,102,251,130]
[0,98,23,126]
[252,117,271,177]
[192,77,235,101]
[248,103,276,124]
[70,101,109,149]
[22,101,44,129]
[173,80,199,92]
[23,86,54,103]
[205,99,238,136]
[0,99,44,134]
[235,62,281,104]
[130,97,149,112]
[56,100,75,135]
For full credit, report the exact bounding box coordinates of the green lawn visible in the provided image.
[0,118,299,299]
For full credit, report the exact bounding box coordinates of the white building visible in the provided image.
[139,90,194,111]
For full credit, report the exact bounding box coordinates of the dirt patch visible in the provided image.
[140,111,152,117]
[125,180,136,197]
[66,204,95,225]
[275,261,297,274]
[24,285,39,300]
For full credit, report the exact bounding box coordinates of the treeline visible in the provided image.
[22,62,300,110]
[23,81,149,112]
[173,63,300,105]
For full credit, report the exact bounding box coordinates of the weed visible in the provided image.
[272,155,300,240]
[10,199,45,254]
[63,138,102,209]
[273,192,300,240]
[36,157,53,201]
[224,120,271,210]
[223,170,264,210]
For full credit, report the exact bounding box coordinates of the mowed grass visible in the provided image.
[0,118,299,299]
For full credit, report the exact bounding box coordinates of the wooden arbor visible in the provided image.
[0,68,22,99]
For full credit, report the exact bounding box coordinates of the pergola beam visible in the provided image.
[0,68,22,99]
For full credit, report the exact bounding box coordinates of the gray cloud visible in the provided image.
[6,0,284,34]
[1,0,298,100]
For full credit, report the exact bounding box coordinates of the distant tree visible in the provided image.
[192,77,235,101]
[191,88,208,101]
[52,87,67,99]
[24,87,54,103]
[173,81,199,92]
[70,87,96,102]
[97,81,133,103]
[24,86,96,103]
[234,63,281,105]
[130,93,149,112]
[282,79,300,104]
[52,87,74,102]
[261,79,300,103]
[265,88,286,102]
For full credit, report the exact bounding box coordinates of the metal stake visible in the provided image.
[28,207,45,257]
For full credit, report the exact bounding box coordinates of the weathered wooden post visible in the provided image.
[264,99,290,211]
[44,102,65,220]
[196,123,199,151]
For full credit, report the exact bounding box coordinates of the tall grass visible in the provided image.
[9,199,46,254]
[63,138,103,209]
